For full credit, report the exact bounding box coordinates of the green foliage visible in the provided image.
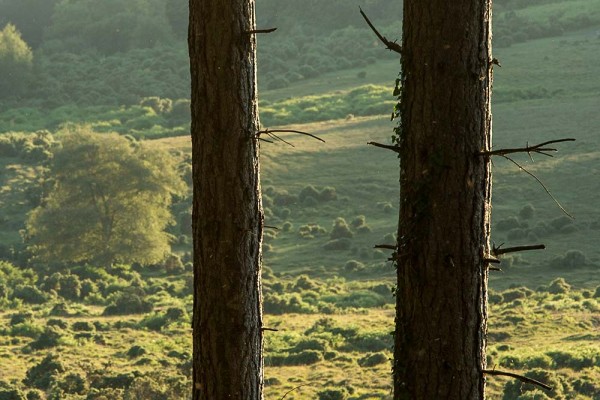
[103,292,153,315]
[330,218,353,239]
[317,388,348,400]
[26,128,186,266]
[23,353,64,390]
[358,352,388,367]
[0,24,33,99]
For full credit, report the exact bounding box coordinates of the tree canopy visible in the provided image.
[26,127,186,266]
[0,23,32,98]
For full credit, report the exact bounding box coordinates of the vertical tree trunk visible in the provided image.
[394,1,492,399]
[189,1,263,399]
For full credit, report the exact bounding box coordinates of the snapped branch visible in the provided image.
[493,244,545,256]
[245,27,277,34]
[478,138,575,158]
[483,369,553,391]
[367,141,400,153]
[258,129,325,147]
[359,7,402,54]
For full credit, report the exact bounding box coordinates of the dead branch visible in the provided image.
[258,129,325,144]
[374,244,396,250]
[367,141,400,153]
[264,225,279,230]
[489,266,503,272]
[503,155,573,219]
[483,369,553,391]
[359,7,402,54]
[245,28,277,34]
[483,257,501,264]
[493,244,545,256]
[261,327,279,332]
[478,138,575,157]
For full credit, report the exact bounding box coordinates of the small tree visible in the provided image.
[0,23,33,99]
[26,127,186,266]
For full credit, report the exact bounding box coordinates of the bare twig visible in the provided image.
[259,138,274,144]
[483,369,553,391]
[503,155,573,219]
[245,28,277,34]
[493,244,545,256]
[279,383,311,400]
[264,225,279,230]
[263,130,295,147]
[483,257,501,264]
[489,266,503,272]
[479,138,575,157]
[258,129,325,144]
[261,327,279,332]
[367,141,400,153]
[359,7,402,54]
[374,244,397,250]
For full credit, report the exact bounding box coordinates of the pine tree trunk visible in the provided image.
[189,1,263,399]
[394,1,493,399]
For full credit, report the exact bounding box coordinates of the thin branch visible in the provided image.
[258,129,325,143]
[261,327,279,332]
[479,138,575,157]
[489,266,503,272]
[503,155,573,219]
[264,225,279,230]
[359,7,402,54]
[483,257,501,264]
[259,138,274,144]
[493,244,545,256]
[367,141,400,153]
[483,369,553,391]
[245,28,277,34]
[279,383,311,400]
[263,130,295,147]
[374,244,396,250]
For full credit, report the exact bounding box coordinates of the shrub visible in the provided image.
[165,306,186,322]
[330,218,353,239]
[23,353,64,390]
[11,285,47,304]
[318,388,348,400]
[285,350,323,365]
[298,185,321,203]
[10,322,44,339]
[549,250,587,270]
[358,352,388,367]
[319,187,337,202]
[164,253,184,275]
[343,260,364,272]
[127,345,147,358]
[519,204,535,220]
[0,388,26,400]
[59,372,87,395]
[550,216,573,231]
[547,278,571,294]
[29,326,63,350]
[350,215,366,228]
[103,292,153,315]
[0,24,33,99]
[10,312,33,326]
[72,321,95,332]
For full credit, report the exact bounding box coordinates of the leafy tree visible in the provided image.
[0,23,33,99]
[0,0,59,48]
[26,127,186,266]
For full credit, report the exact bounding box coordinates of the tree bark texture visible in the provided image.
[189,1,263,399]
[394,1,492,399]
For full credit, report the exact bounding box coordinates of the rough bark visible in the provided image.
[189,0,263,399]
[394,1,493,399]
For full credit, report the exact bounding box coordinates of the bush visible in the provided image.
[164,253,184,275]
[519,204,535,220]
[330,218,353,239]
[319,187,337,202]
[0,388,26,400]
[0,24,33,99]
[343,260,364,272]
[72,321,95,332]
[9,311,33,326]
[495,216,521,231]
[547,278,571,294]
[103,292,153,315]
[358,352,388,367]
[59,372,87,395]
[127,345,147,358]
[318,388,348,400]
[549,250,588,270]
[23,353,64,390]
[11,285,47,304]
[298,185,321,203]
[29,326,63,350]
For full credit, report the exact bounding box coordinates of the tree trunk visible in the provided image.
[189,0,263,399]
[394,1,492,399]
